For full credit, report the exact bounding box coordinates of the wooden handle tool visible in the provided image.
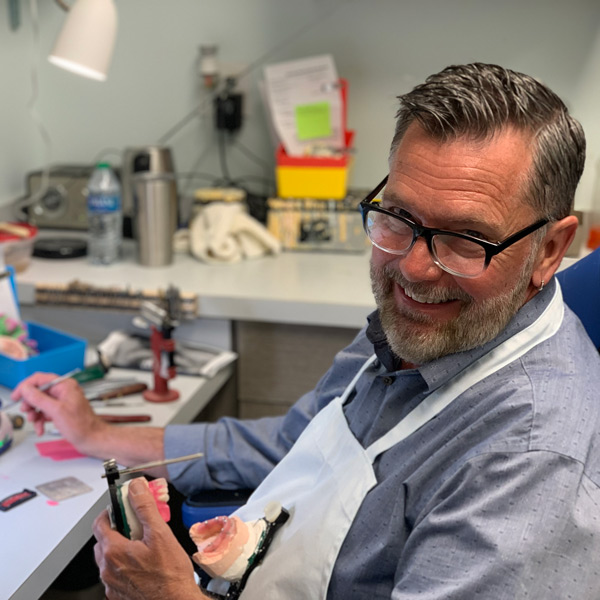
[100,414,152,423]
[88,382,148,402]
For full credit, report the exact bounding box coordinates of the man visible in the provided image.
[13,63,600,599]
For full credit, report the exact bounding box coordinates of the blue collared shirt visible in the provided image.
[167,278,600,599]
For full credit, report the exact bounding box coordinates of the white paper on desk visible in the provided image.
[263,54,344,156]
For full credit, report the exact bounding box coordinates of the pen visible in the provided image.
[38,368,83,392]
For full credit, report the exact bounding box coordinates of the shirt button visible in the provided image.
[382,376,394,386]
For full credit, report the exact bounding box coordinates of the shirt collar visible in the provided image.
[366,277,556,392]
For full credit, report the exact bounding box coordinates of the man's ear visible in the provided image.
[532,215,579,288]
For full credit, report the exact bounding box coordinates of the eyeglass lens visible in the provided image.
[365,211,487,277]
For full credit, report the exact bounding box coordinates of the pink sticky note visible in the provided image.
[35,439,86,461]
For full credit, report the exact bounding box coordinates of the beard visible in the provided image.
[370,257,536,365]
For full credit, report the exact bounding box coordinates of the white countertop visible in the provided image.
[0,365,233,600]
[16,242,376,329]
[14,238,585,332]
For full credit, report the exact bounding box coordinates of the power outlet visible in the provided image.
[215,91,243,132]
[218,61,250,116]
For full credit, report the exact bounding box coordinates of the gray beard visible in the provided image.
[370,260,535,365]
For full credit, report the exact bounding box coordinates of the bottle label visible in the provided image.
[88,194,121,214]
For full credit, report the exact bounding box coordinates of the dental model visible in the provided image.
[116,477,170,540]
[0,315,38,357]
[190,501,287,582]
[0,335,29,359]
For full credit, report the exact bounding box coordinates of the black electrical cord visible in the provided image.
[232,139,273,173]
[217,129,235,186]
[215,129,276,196]
[175,172,221,184]
[232,141,274,195]
[234,176,276,196]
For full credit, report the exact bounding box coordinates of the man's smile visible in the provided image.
[394,281,464,320]
[402,285,460,305]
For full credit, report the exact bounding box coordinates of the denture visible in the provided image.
[190,515,267,580]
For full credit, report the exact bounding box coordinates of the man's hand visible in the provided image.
[11,372,108,454]
[93,477,206,600]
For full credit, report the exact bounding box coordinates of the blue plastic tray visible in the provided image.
[0,321,86,389]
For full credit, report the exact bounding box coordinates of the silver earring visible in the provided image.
[539,280,545,292]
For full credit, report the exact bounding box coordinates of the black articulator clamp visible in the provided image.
[103,458,126,535]
[101,453,204,537]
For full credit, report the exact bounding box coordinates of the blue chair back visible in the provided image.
[556,248,600,349]
[182,489,253,529]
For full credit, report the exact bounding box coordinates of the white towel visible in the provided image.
[184,203,281,264]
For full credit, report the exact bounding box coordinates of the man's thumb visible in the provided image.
[127,477,161,528]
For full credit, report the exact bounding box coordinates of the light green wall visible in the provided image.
[3,0,600,212]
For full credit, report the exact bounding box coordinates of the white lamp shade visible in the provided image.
[48,0,117,82]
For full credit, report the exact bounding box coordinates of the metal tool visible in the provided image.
[34,279,198,318]
[81,377,141,397]
[102,452,203,536]
[101,452,204,479]
[87,382,148,402]
[139,286,181,403]
[38,368,82,392]
[99,414,152,423]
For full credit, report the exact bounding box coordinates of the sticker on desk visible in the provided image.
[36,477,92,502]
[36,439,86,461]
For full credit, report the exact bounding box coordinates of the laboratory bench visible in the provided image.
[16,240,375,329]
[15,243,374,419]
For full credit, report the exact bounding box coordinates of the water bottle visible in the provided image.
[87,162,122,264]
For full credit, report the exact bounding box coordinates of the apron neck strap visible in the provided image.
[339,354,378,405]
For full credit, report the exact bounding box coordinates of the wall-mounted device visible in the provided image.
[24,165,93,230]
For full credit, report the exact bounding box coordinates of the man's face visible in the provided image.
[371,124,542,364]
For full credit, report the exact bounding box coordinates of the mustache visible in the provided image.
[378,263,473,304]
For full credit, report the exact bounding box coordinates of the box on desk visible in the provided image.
[0,322,86,389]
[0,269,86,388]
[274,77,354,200]
[267,193,370,253]
[275,131,354,200]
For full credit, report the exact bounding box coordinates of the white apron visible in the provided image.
[232,284,564,599]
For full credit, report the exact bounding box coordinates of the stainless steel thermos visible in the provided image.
[121,146,178,267]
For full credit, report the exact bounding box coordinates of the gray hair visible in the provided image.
[390,63,586,220]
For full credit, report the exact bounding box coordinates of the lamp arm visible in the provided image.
[54,0,70,11]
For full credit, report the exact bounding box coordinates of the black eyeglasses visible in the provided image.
[359,176,548,278]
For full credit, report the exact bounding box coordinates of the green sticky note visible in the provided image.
[295,102,332,140]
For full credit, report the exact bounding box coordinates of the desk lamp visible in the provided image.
[48,0,117,82]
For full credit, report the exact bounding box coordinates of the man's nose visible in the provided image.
[398,237,444,282]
